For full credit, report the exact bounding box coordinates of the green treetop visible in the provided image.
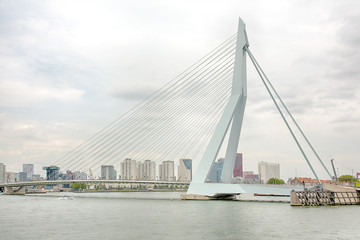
[266,178,285,185]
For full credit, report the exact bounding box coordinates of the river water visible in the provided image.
[0,192,359,240]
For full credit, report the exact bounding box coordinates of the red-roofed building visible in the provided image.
[290,177,333,186]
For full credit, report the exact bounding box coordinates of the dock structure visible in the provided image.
[290,183,360,206]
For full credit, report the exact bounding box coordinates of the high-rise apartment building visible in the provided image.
[137,162,145,180]
[0,163,6,183]
[101,165,116,180]
[143,160,156,180]
[159,161,174,181]
[258,161,280,183]
[178,159,192,182]
[121,158,137,180]
[136,160,156,180]
[32,174,41,180]
[243,171,259,180]
[233,153,243,178]
[23,164,34,180]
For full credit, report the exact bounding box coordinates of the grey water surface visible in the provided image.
[0,192,359,240]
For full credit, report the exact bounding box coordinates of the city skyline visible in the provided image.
[1,154,359,184]
[0,1,360,180]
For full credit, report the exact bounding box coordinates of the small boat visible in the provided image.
[58,196,74,200]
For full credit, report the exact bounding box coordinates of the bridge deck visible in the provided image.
[0,179,190,188]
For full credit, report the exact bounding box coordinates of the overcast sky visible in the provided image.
[0,0,359,179]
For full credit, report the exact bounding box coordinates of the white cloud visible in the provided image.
[0,80,84,106]
[0,0,359,179]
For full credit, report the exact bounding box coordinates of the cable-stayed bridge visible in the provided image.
[1,18,333,198]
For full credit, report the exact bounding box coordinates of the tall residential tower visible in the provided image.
[159,161,174,181]
[121,158,137,180]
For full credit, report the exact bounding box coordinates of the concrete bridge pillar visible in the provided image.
[3,186,26,195]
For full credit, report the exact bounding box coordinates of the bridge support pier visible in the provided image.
[183,183,244,200]
[3,186,26,195]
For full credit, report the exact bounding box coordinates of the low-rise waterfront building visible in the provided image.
[74,171,87,180]
[0,163,5,183]
[32,174,41,180]
[290,177,333,186]
[243,171,260,183]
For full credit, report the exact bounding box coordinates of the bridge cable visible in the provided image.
[246,48,320,181]
[57,37,236,172]
[67,46,235,172]
[125,63,234,163]
[82,62,234,173]
[246,48,332,179]
[62,44,236,174]
[53,33,237,168]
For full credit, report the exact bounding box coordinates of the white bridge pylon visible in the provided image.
[187,18,249,197]
[187,18,332,197]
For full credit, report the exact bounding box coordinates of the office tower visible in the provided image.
[101,165,116,180]
[258,161,280,183]
[207,158,224,182]
[233,153,243,178]
[43,166,60,180]
[178,159,192,182]
[23,164,34,180]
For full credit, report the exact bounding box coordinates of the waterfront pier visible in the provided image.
[290,183,360,206]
